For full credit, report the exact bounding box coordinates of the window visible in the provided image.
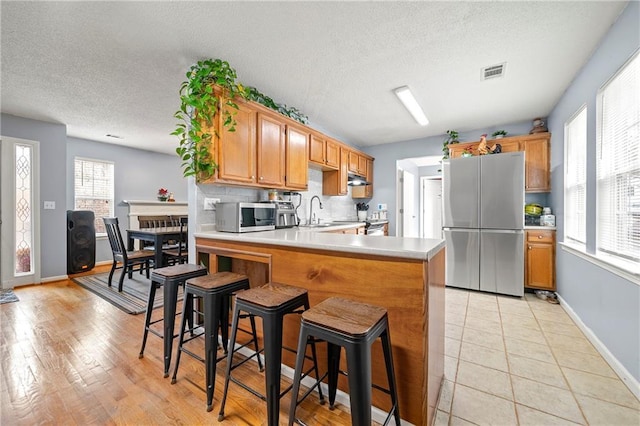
[74,158,114,235]
[564,106,587,245]
[596,52,639,263]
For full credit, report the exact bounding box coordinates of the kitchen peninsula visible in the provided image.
[194,227,445,425]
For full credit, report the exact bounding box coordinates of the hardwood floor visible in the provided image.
[0,270,357,425]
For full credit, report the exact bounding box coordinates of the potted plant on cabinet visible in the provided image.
[442,130,460,159]
[173,59,245,181]
[491,130,508,139]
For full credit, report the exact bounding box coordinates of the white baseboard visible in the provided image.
[41,274,68,283]
[95,260,112,266]
[234,345,413,425]
[558,294,640,399]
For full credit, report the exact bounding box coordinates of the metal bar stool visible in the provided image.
[217,283,325,426]
[170,272,263,412]
[138,264,208,377]
[288,297,401,426]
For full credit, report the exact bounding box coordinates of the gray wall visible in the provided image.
[547,1,639,382]
[363,121,532,236]
[2,114,68,278]
[67,137,187,262]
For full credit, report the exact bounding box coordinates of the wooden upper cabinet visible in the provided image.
[309,134,339,170]
[325,139,340,169]
[257,112,286,187]
[348,150,359,173]
[216,100,257,184]
[352,157,374,199]
[521,136,550,192]
[323,147,348,196]
[286,124,309,190]
[446,133,551,193]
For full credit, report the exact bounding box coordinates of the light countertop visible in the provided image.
[525,226,556,230]
[194,226,444,261]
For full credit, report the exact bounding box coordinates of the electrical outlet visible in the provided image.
[44,201,55,210]
[377,203,387,210]
[203,197,220,210]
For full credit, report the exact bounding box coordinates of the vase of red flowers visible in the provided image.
[157,188,169,201]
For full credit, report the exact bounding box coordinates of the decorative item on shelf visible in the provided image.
[442,130,460,160]
[478,134,489,155]
[157,188,169,202]
[356,202,369,221]
[530,117,548,134]
[461,147,474,157]
[268,189,278,201]
[492,130,508,139]
[167,192,175,202]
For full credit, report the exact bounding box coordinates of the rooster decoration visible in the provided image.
[478,134,502,155]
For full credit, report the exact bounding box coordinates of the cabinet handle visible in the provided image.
[259,176,263,180]
[538,235,543,239]
[528,245,532,250]
[251,175,255,179]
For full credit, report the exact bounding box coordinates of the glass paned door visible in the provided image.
[1,136,40,288]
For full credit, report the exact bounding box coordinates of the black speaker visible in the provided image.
[67,210,96,274]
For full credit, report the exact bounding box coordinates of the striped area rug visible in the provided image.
[0,289,19,304]
[72,272,181,315]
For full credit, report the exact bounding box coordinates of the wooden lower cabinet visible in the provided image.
[525,229,555,291]
[326,225,365,235]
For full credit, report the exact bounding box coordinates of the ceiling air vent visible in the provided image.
[482,63,506,80]
[106,134,124,139]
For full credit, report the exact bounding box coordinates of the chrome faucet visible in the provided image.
[309,195,323,224]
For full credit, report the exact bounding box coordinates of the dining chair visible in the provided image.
[103,217,155,292]
[138,215,172,250]
[163,216,188,265]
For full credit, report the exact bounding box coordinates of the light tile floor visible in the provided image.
[435,288,640,425]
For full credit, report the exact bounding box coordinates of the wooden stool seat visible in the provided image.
[187,271,249,290]
[235,282,308,308]
[151,263,206,281]
[302,297,387,336]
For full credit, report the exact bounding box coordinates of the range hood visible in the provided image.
[347,172,369,186]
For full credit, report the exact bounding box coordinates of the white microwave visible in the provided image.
[215,202,276,233]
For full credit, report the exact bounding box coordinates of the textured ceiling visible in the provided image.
[1,1,628,155]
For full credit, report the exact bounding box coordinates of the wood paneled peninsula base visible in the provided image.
[194,229,445,425]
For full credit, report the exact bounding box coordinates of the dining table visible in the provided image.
[127,227,186,269]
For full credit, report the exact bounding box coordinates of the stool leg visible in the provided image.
[327,342,341,409]
[381,329,401,426]
[139,282,158,358]
[163,280,180,378]
[219,295,230,353]
[287,325,311,426]
[345,343,372,425]
[217,303,242,421]
[249,314,264,372]
[263,313,283,426]
[204,293,219,412]
[170,291,192,384]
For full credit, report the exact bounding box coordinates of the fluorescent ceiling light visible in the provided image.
[394,86,429,126]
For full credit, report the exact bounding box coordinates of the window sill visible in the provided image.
[559,242,640,286]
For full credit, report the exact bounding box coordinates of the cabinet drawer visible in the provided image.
[527,230,554,243]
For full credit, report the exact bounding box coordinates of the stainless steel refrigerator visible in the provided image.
[442,152,524,297]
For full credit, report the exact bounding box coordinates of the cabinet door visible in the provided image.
[286,125,309,190]
[325,139,339,169]
[309,133,325,165]
[348,151,359,173]
[522,138,550,192]
[357,155,368,176]
[257,112,286,187]
[217,101,257,184]
[499,140,520,153]
[526,242,555,290]
[352,158,374,199]
[323,147,348,195]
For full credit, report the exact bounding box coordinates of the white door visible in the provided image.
[400,170,418,237]
[1,136,41,288]
[421,177,442,239]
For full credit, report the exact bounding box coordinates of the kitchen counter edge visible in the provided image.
[194,228,444,261]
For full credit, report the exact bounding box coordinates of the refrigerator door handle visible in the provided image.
[443,228,480,233]
[481,229,523,234]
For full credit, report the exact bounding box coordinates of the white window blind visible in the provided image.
[564,106,587,244]
[596,52,640,263]
[74,158,114,235]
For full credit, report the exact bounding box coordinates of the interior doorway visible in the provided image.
[421,177,442,239]
[1,136,41,288]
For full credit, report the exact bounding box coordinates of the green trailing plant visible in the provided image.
[442,130,460,159]
[243,86,308,124]
[173,59,245,181]
[492,130,508,138]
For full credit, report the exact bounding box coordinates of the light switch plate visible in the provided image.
[377,203,387,210]
[203,197,220,210]
[44,201,55,210]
